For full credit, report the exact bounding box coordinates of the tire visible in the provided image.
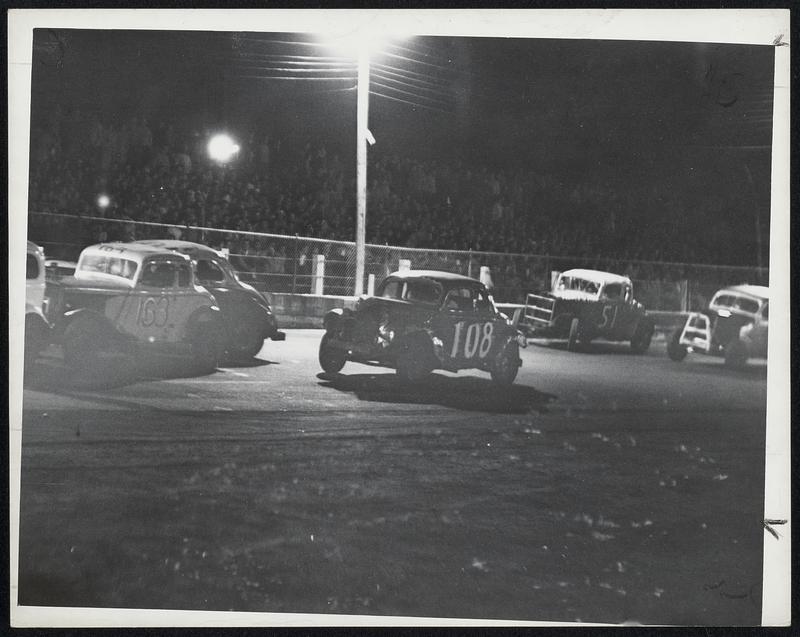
[319,332,346,374]
[667,329,688,362]
[396,336,433,383]
[24,315,50,367]
[189,314,225,374]
[724,338,748,369]
[630,317,654,354]
[567,317,581,352]
[62,315,106,369]
[490,341,520,386]
[228,315,265,360]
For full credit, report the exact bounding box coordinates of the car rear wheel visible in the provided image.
[630,317,654,354]
[319,332,346,374]
[667,329,688,362]
[724,338,748,369]
[396,337,432,383]
[190,315,225,374]
[567,318,581,352]
[63,315,108,370]
[490,341,519,386]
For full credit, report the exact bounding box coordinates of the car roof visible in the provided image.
[385,269,483,286]
[80,242,193,263]
[715,284,769,301]
[132,239,225,259]
[27,240,43,255]
[560,268,631,286]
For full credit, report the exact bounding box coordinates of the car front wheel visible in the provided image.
[319,332,347,374]
[667,329,688,362]
[490,341,520,386]
[630,317,654,354]
[724,338,748,369]
[228,316,265,360]
[567,317,581,352]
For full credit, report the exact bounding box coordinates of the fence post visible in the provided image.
[367,273,375,296]
[681,279,690,312]
[398,258,411,272]
[467,249,473,278]
[291,234,298,294]
[312,254,325,296]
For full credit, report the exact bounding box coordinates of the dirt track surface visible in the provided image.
[18,330,768,624]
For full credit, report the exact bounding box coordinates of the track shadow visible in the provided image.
[317,371,557,414]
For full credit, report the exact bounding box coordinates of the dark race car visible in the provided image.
[319,269,527,385]
[667,284,768,368]
[524,268,654,353]
[134,240,285,359]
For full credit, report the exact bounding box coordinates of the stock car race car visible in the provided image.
[47,242,227,372]
[25,241,52,364]
[667,284,768,368]
[524,268,654,353]
[318,269,527,385]
[133,239,285,359]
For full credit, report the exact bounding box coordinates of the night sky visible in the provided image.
[29,29,775,265]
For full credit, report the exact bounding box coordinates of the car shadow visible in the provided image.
[317,371,557,414]
[23,352,219,391]
[667,357,768,380]
[530,339,642,355]
[221,357,278,368]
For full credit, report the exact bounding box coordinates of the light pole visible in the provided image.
[354,44,370,296]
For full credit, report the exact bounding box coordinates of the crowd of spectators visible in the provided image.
[28,109,754,271]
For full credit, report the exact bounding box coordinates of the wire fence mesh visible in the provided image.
[27,211,768,311]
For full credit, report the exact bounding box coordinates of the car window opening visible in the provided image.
[26,254,40,280]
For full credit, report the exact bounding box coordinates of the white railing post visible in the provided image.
[312,254,325,295]
[480,265,493,289]
[398,258,411,272]
[367,273,375,296]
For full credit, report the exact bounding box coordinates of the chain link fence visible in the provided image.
[27,211,768,311]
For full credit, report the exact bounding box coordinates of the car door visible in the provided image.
[116,258,211,344]
[433,286,500,369]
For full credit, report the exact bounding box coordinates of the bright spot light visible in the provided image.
[323,28,411,59]
[207,134,240,163]
[97,194,110,209]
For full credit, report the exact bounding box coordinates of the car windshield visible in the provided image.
[78,254,138,280]
[404,279,442,305]
[713,293,760,315]
[196,259,226,284]
[557,276,600,295]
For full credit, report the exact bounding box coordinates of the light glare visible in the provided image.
[208,134,240,163]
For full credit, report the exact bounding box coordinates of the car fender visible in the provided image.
[391,328,436,363]
[56,307,116,338]
[25,302,51,329]
[323,307,353,333]
[187,305,223,331]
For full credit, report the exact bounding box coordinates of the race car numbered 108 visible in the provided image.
[319,269,527,385]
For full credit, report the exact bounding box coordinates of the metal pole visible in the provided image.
[354,46,370,296]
